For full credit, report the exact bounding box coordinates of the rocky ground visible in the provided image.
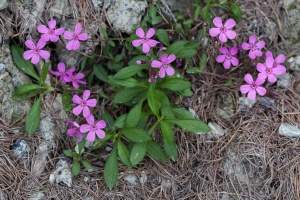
[0,0,300,199]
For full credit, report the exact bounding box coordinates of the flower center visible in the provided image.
[251,84,257,89]
[81,101,86,106]
[226,54,231,59]
[220,27,226,32]
[34,49,39,54]
[91,125,96,130]
[73,34,78,40]
[49,29,53,34]
[273,62,277,67]
[142,37,148,43]
[250,45,256,50]
[267,69,272,74]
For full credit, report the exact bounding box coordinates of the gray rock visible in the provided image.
[279,123,300,138]
[208,122,226,137]
[28,191,44,200]
[38,116,55,141]
[91,0,103,12]
[0,188,8,200]
[49,0,72,19]
[106,0,147,33]
[238,97,257,109]
[12,139,30,158]
[277,73,292,88]
[105,146,112,152]
[32,141,51,176]
[49,158,73,187]
[0,0,8,10]
[124,174,140,186]
[257,97,276,110]
[288,56,300,71]
[215,93,234,120]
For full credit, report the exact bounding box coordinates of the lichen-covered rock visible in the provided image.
[49,158,73,187]
[0,0,8,10]
[276,73,292,88]
[215,93,234,120]
[12,139,30,158]
[238,97,257,109]
[288,56,300,71]
[106,0,147,33]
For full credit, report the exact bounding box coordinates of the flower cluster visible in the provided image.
[132,28,176,81]
[209,16,286,100]
[23,19,88,88]
[67,90,106,142]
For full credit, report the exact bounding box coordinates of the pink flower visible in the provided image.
[151,53,176,78]
[242,35,265,59]
[209,17,236,43]
[64,23,88,50]
[80,115,106,142]
[72,90,97,117]
[240,74,266,100]
[132,28,158,53]
[256,57,286,83]
[64,70,86,88]
[50,62,74,83]
[216,47,239,69]
[66,121,83,141]
[23,39,50,64]
[37,19,64,42]
[265,51,286,68]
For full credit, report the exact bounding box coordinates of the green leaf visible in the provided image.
[151,16,163,25]
[100,108,115,130]
[62,90,72,112]
[202,7,213,25]
[179,88,194,97]
[113,65,148,80]
[117,139,132,168]
[40,62,50,83]
[78,137,86,155]
[230,3,242,22]
[94,64,109,83]
[224,78,233,86]
[72,161,80,175]
[25,96,42,135]
[183,19,193,25]
[12,84,47,100]
[109,40,115,47]
[164,119,210,133]
[147,84,160,117]
[176,49,197,58]
[149,4,157,19]
[184,41,201,49]
[175,23,183,33]
[113,87,147,104]
[166,41,186,55]
[101,27,109,39]
[113,114,128,129]
[160,121,177,161]
[63,150,78,157]
[110,77,140,87]
[199,54,207,71]
[80,57,88,70]
[125,99,143,128]
[114,54,123,63]
[122,128,152,142]
[130,142,147,166]
[137,112,149,129]
[82,160,92,169]
[11,45,40,81]
[194,6,201,19]
[104,146,119,190]
[146,140,166,162]
[160,78,191,91]
[156,90,175,119]
[156,29,170,46]
[186,67,201,74]
[172,107,195,119]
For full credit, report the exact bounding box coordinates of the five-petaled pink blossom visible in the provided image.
[256,57,286,83]
[64,70,86,88]
[216,47,239,69]
[132,28,158,53]
[64,23,88,50]
[50,62,74,83]
[23,39,50,64]
[37,19,64,42]
[265,51,286,68]
[80,115,106,142]
[72,90,97,117]
[151,53,176,78]
[242,35,265,59]
[66,121,83,141]
[209,17,237,43]
[240,74,266,100]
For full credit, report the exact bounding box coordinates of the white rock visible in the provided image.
[39,116,55,141]
[124,174,140,186]
[106,0,147,33]
[105,146,112,152]
[279,123,300,138]
[0,0,8,10]
[208,122,225,137]
[49,159,73,187]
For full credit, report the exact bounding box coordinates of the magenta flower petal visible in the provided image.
[230,57,239,66]
[86,99,97,107]
[41,34,50,42]
[136,28,145,38]
[96,120,106,129]
[249,35,256,44]
[267,74,277,83]
[86,131,96,142]
[167,54,176,63]
[159,68,166,78]
[247,89,256,100]
[72,95,82,104]
[68,128,77,136]
[216,55,226,63]
[38,25,48,34]
[54,28,65,35]
[265,57,274,68]
[266,51,273,59]
[161,54,168,62]
[142,43,150,53]
[240,85,251,94]
[25,40,36,50]
[224,19,236,29]
[165,66,175,76]
[72,40,81,50]
[219,47,228,55]
[213,17,223,28]
[83,106,91,117]
[48,19,56,29]
[209,28,221,37]
[95,129,105,139]
[254,50,263,57]
[256,63,266,72]
[58,62,66,72]
[78,33,88,41]
[242,43,250,50]
[256,86,266,96]
[75,73,85,79]
[39,50,50,60]
[146,28,155,38]
[23,50,34,60]
[64,31,74,39]
[31,54,40,64]
[50,70,60,76]
[132,39,142,47]
[72,81,79,88]
[72,105,83,115]
[66,40,75,50]
[272,66,286,75]
[36,39,46,49]
[147,39,158,47]
[219,32,227,43]
[223,59,231,69]
[275,55,285,63]
[86,115,94,126]
[77,133,83,142]
[244,74,254,84]
[225,30,236,39]
[49,35,59,42]
[255,41,265,48]
[151,60,162,68]
[255,76,265,85]
[80,124,91,133]
[74,23,82,34]
[248,51,256,59]
[229,47,238,55]
[82,90,90,101]
[76,80,87,85]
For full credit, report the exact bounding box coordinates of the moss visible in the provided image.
[289,4,297,9]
